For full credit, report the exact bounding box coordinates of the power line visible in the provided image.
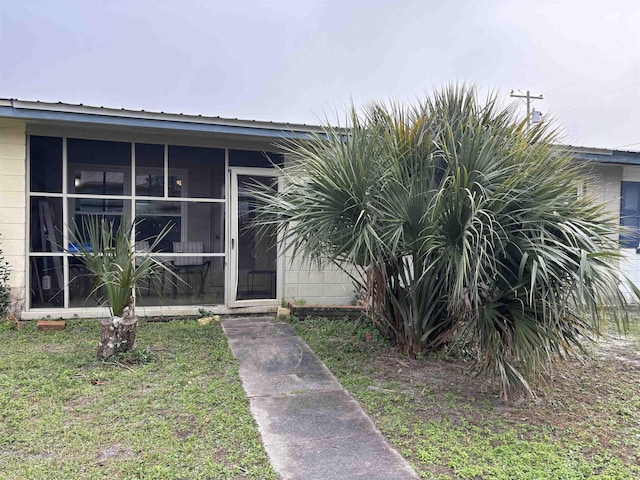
[521,38,640,90]
[544,56,640,95]
[615,141,640,149]
[553,81,640,114]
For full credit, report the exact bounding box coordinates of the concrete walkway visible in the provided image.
[222,316,418,480]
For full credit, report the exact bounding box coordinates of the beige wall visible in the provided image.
[0,119,27,313]
[279,154,357,306]
[585,163,621,221]
[283,252,357,306]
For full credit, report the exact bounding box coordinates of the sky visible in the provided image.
[1,0,639,151]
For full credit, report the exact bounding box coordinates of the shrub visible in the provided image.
[249,84,639,398]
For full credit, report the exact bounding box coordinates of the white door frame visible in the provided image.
[227,167,282,307]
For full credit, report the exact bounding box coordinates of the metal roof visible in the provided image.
[0,98,638,164]
[0,98,325,140]
[568,145,640,166]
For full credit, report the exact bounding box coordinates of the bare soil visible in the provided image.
[363,332,640,468]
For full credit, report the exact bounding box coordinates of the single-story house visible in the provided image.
[0,98,639,319]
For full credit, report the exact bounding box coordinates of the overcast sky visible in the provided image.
[1,0,638,150]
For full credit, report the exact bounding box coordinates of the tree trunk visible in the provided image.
[97,305,137,360]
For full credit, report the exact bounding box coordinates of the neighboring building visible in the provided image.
[0,98,639,319]
[572,147,640,292]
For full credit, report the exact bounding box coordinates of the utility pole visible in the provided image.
[510,90,543,129]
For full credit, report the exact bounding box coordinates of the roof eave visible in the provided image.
[0,99,323,140]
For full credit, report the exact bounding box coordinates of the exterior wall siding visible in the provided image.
[0,119,27,313]
[279,154,357,307]
[584,163,621,222]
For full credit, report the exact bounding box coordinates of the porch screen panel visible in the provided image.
[30,197,63,253]
[168,146,225,199]
[136,143,165,197]
[67,198,126,250]
[68,260,102,308]
[136,257,224,306]
[28,135,231,310]
[236,174,277,300]
[229,149,284,168]
[30,136,63,193]
[68,138,130,195]
[135,201,224,253]
[29,256,64,308]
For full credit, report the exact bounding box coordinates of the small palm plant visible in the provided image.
[69,215,175,360]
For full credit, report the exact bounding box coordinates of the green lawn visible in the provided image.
[291,317,640,480]
[3,315,639,480]
[0,318,278,480]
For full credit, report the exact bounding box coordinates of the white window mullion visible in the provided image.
[131,142,136,227]
[131,142,137,305]
[62,137,69,309]
[224,148,230,305]
[164,144,169,198]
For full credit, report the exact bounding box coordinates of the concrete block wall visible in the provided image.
[283,252,357,306]
[585,164,621,221]
[280,154,359,306]
[0,119,27,314]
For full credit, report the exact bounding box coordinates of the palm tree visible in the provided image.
[250,84,639,398]
[69,216,176,360]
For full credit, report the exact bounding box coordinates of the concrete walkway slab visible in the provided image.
[229,336,329,376]
[222,316,418,480]
[224,322,297,340]
[268,434,417,480]
[250,390,378,446]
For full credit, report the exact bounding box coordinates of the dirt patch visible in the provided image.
[40,344,65,354]
[360,336,640,466]
[95,444,134,465]
[64,395,93,409]
[371,350,497,401]
[594,335,640,368]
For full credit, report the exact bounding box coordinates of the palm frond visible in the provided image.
[248,84,638,398]
[68,216,178,317]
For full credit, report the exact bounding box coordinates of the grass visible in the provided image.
[3,314,638,479]
[0,318,278,480]
[290,316,640,480]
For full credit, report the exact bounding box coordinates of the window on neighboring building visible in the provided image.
[620,181,640,248]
